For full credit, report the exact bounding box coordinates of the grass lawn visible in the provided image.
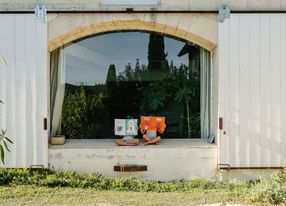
[1,169,286,205]
[0,185,246,206]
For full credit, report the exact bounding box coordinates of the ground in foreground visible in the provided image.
[0,185,245,206]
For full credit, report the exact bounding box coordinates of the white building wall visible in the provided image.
[218,14,286,168]
[1,10,286,180]
[0,14,48,168]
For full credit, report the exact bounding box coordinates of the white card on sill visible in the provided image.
[114,119,138,136]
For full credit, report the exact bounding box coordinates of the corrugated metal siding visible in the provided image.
[219,14,286,167]
[0,14,48,168]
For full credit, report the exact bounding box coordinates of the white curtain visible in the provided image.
[50,48,66,138]
[200,48,211,139]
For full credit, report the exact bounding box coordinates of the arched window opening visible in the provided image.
[50,31,211,139]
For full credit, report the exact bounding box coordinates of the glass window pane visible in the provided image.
[54,31,205,139]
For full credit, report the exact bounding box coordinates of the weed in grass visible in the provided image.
[247,171,286,204]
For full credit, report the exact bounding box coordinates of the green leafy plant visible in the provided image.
[0,100,13,165]
[0,60,14,165]
[0,129,13,165]
[140,65,200,138]
[247,171,286,204]
[0,168,237,192]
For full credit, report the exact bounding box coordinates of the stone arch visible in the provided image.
[48,20,217,52]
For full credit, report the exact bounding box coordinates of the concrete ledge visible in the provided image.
[49,139,217,149]
[49,139,218,181]
[48,139,281,181]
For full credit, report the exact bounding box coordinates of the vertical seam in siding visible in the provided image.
[238,15,241,167]
[33,18,37,165]
[23,15,27,167]
[248,14,251,167]
[228,17,231,165]
[13,15,16,168]
[279,14,282,166]
[269,15,271,167]
[32,17,37,166]
[258,14,262,167]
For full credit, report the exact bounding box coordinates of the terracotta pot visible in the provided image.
[51,135,65,145]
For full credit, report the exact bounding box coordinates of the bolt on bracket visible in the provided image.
[35,5,47,23]
[219,4,230,23]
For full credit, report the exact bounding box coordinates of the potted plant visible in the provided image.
[51,134,65,145]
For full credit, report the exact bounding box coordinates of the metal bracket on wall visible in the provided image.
[219,4,230,23]
[35,5,47,23]
[219,117,223,130]
[29,165,44,172]
[43,118,47,130]
[217,164,230,171]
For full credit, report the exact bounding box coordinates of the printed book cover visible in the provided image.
[114,119,138,136]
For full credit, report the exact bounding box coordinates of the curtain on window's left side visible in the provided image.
[200,48,211,139]
[50,48,65,138]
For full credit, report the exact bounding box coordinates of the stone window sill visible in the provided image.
[49,139,217,149]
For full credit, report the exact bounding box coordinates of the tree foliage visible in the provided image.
[0,129,13,165]
[61,60,201,139]
[61,86,110,139]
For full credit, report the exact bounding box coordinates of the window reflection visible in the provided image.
[59,31,203,139]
